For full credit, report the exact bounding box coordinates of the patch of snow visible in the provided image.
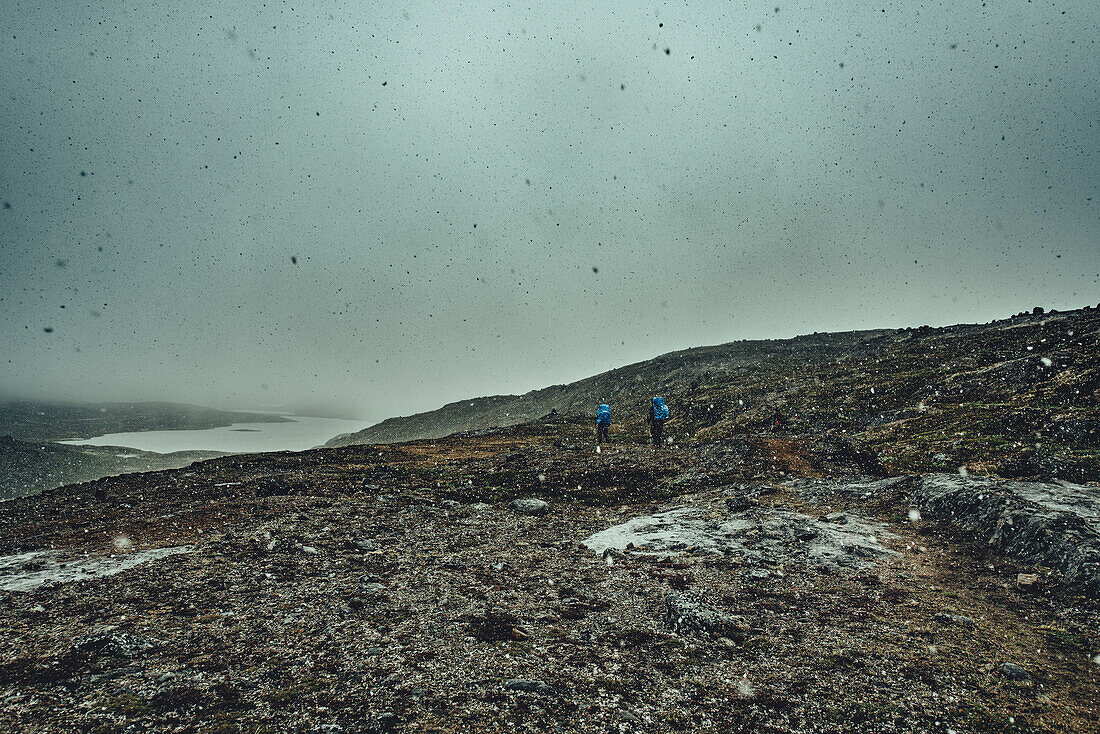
[582,505,896,569]
[0,546,192,592]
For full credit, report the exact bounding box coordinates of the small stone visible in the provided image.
[510,498,549,516]
[934,612,976,629]
[1000,662,1029,681]
[300,545,319,555]
[503,679,552,694]
[725,496,754,512]
[665,591,747,640]
[350,538,376,552]
[1016,573,1039,589]
[822,512,848,524]
[366,712,398,733]
[794,525,819,541]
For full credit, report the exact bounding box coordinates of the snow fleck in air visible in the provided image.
[595,445,601,454]
[738,400,744,406]
[870,387,875,394]
[908,509,921,522]
[1092,654,1100,666]
[1026,345,1034,351]
[959,466,969,476]
[1040,357,1053,367]
[112,535,132,552]
[735,678,755,699]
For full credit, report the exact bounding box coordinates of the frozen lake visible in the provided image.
[59,414,367,454]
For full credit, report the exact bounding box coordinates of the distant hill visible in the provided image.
[0,435,222,501]
[329,306,1099,482]
[0,400,289,442]
[0,400,282,500]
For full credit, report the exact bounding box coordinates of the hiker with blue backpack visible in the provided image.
[648,397,669,446]
[595,403,611,443]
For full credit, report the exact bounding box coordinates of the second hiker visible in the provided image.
[648,396,669,446]
[595,402,611,443]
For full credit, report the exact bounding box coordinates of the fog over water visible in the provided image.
[2,1,1097,423]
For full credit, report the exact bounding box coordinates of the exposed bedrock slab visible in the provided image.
[792,474,1100,593]
[913,474,1100,594]
[582,504,896,571]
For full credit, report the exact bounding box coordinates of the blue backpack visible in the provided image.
[652,397,669,421]
[596,404,611,425]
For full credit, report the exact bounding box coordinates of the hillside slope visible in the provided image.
[330,307,1100,482]
[1,416,1097,733]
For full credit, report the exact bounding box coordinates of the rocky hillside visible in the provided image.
[1,306,1097,732]
[1,418,1097,733]
[330,306,1100,483]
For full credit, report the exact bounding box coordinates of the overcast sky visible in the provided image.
[2,1,1097,421]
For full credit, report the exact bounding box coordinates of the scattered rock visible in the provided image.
[467,609,525,642]
[349,537,376,552]
[509,498,549,516]
[503,678,552,694]
[665,591,747,640]
[1000,662,1030,681]
[724,495,755,512]
[69,627,159,660]
[365,712,399,733]
[934,613,976,629]
[1016,573,1039,589]
[255,476,296,497]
